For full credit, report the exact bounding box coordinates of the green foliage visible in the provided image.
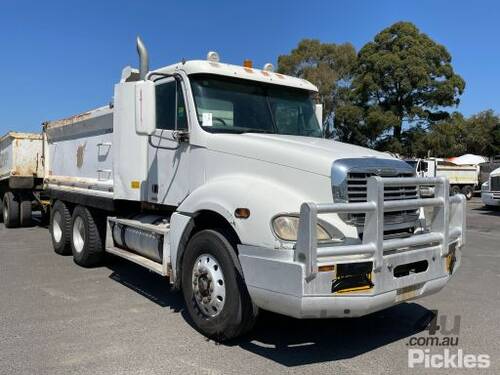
[277,39,357,125]
[423,110,500,158]
[352,21,465,146]
[278,22,500,158]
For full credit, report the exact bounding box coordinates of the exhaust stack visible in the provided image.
[136,36,149,80]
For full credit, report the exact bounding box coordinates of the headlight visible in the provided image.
[272,215,338,242]
[481,181,489,192]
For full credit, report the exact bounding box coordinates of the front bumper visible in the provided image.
[482,191,500,206]
[238,176,466,319]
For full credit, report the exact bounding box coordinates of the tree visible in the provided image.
[423,112,467,157]
[462,111,500,156]
[418,110,500,158]
[351,22,465,148]
[277,39,357,127]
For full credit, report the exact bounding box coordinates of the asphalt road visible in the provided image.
[1,198,499,374]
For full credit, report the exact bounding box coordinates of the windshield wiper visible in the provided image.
[240,129,274,134]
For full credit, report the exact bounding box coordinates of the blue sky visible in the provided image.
[1,0,498,133]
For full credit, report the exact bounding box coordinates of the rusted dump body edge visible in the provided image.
[0,132,42,143]
[45,105,112,130]
[45,176,113,193]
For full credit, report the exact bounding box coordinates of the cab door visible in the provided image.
[147,77,190,206]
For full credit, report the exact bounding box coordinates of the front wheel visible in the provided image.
[181,229,257,341]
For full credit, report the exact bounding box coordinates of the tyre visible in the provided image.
[20,195,33,227]
[461,185,473,200]
[450,185,461,196]
[0,195,3,223]
[50,200,72,255]
[3,192,20,228]
[181,229,257,341]
[70,205,104,267]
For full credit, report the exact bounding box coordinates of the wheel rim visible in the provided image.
[52,211,63,243]
[192,254,226,318]
[72,216,85,253]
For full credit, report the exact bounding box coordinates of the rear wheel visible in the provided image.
[70,205,104,267]
[20,194,33,227]
[181,229,257,341]
[461,185,473,200]
[50,200,72,255]
[3,192,20,228]
[450,185,462,196]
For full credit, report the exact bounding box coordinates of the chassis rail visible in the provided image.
[296,176,466,280]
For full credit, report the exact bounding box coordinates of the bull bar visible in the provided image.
[295,176,466,281]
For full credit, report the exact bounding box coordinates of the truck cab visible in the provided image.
[38,39,466,340]
[481,167,500,207]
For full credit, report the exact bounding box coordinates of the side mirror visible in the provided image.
[315,104,323,129]
[135,80,156,135]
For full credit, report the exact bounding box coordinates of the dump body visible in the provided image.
[0,132,43,188]
[434,163,478,185]
[44,106,114,200]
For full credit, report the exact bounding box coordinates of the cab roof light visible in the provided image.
[243,59,253,68]
[263,63,274,72]
[207,51,220,63]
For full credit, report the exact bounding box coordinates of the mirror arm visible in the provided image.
[172,130,190,143]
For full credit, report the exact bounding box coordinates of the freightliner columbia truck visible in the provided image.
[1,38,466,340]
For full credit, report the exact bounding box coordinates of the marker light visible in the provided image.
[207,51,220,63]
[243,59,253,68]
[263,63,274,72]
[235,208,250,219]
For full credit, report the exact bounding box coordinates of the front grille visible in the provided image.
[491,176,500,192]
[347,172,419,227]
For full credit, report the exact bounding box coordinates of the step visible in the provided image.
[105,245,167,276]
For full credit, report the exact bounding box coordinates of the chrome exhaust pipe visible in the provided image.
[136,36,149,80]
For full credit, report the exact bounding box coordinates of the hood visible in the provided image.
[207,133,395,176]
[491,167,500,177]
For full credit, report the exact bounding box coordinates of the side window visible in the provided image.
[155,80,187,130]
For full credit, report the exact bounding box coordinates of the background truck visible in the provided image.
[3,38,466,340]
[0,132,45,227]
[405,158,479,199]
[481,167,500,207]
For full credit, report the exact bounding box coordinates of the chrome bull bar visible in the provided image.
[295,176,466,280]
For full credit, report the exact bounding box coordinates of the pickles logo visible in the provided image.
[407,310,490,369]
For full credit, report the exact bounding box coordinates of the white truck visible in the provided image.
[0,132,45,227]
[481,167,500,207]
[405,158,479,200]
[4,38,466,340]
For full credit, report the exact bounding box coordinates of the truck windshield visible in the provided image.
[190,74,322,137]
